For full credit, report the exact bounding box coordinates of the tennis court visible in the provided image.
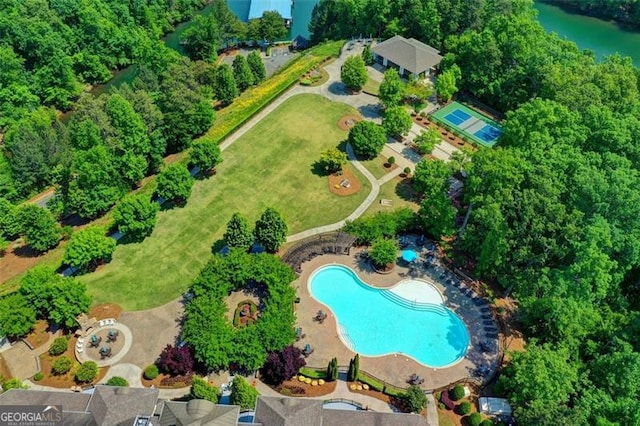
[430,102,502,148]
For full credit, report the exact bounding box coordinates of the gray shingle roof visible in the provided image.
[372,35,442,74]
[322,409,430,426]
[0,389,91,412]
[253,397,323,426]
[87,386,159,426]
[159,400,240,426]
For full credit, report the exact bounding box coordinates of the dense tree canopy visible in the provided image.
[340,56,368,91]
[156,164,194,205]
[223,212,254,252]
[182,251,296,372]
[113,194,159,241]
[63,227,116,272]
[189,137,223,172]
[17,205,60,252]
[379,69,404,107]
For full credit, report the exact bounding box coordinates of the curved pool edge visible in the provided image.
[306,263,471,369]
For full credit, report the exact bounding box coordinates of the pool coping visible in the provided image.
[307,263,471,370]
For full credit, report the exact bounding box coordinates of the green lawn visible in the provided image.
[363,176,419,217]
[363,77,381,96]
[81,94,370,310]
[358,155,392,180]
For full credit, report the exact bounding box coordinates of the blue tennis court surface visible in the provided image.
[443,109,472,125]
[474,124,501,143]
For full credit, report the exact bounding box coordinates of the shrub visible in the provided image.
[190,376,219,403]
[75,361,98,383]
[48,337,68,356]
[2,378,27,391]
[52,356,73,375]
[158,344,194,376]
[230,376,260,409]
[357,373,383,392]
[369,237,399,268]
[438,402,445,410]
[261,345,306,385]
[388,156,396,165]
[144,364,159,380]
[469,412,483,426]
[383,385,406,397]
[404,167,411,175]
[480,420,494,426]
[33,372,43,381]
[457,401,472,415]
[403,385,428,413]
[450,384,465,401]
[106,376,129,387]
[300,78,312,86]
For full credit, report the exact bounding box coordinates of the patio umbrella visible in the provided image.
[402,249,417,263]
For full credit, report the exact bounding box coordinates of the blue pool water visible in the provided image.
[309,265,469,368]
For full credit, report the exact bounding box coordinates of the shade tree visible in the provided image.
[254,208,288,253]
[16,204,60,252]
[189,137,222,172]
[382,106,412,138]
[347,121,387,159]
[62,226,116,272]
[223,213,254,252]
[247,50,267,82]
[261,345,306,385]
[317,147,348,174]
[341,56,368,92]
[369,238,399,268]
[156,164,194,205]
[0,294,36,338]
[113,194,159,241]
[214,64,239,105]
[379,69,405,107]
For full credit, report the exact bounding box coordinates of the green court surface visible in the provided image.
[430,101,502,148]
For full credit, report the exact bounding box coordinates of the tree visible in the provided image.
[106,376,129,387]
[418,193,457,238]
[113,194,159,241]
[468,413,483,426]
[75,361,98,383]
[261,345,306,385]
[383,106,413,138]
[247,50,266,83]
[52,356,73,375]
[414,129,441,155]
[158,344,194,376]
[0,198,20,240]
[436,67,459,102]
[0,294,36,338]
[190,137,222,172]
[404,385,428,413]
[259,11,288,43]
[412,159,452,199]
[156,164,194,205]
[214,64,239,105]
[379,69,405,107]
[341,56,368,91]
[230,376,260,409]
[16,205,60,252]
[181,14,220,62]
[327,357,338,381]
[223,213,254,251]
[63,227,116,272]
[20,266,91,328]
[348,121,387,159]
[232,55,255,92]
[318,148,348,174]
[369,238,399,268]
[191,376,220,402]
[362,45,374,65]
[254,208,288,253]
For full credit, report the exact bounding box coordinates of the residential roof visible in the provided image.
[248,0,292,20]
[0,386,159,426]
[0,389,91,412]
[87,386,159,426]
[372,35,443,74]
[159,400,240,426]
[322,409,430,426]
[253,397,431,426]
[253,397,323,426]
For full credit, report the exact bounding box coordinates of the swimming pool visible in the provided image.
[309,265,469,368]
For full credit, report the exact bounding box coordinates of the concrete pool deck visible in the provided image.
[294,247,500,391]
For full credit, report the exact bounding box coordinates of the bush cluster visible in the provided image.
[48,337,68,356]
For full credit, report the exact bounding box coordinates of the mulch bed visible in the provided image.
[24,320,52,350]
[413,116,477,152]
[274,377,337,397]
[88,304,123,321]
[328,167,361,196]
[141,372,192,389]
[37,335,108,388]
[337,114,363,131]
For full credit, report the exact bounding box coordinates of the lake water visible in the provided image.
[535,1,640,66]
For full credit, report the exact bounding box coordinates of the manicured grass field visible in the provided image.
[363,77,381,96]
[81,94,370,310]
[363,177,419,217]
